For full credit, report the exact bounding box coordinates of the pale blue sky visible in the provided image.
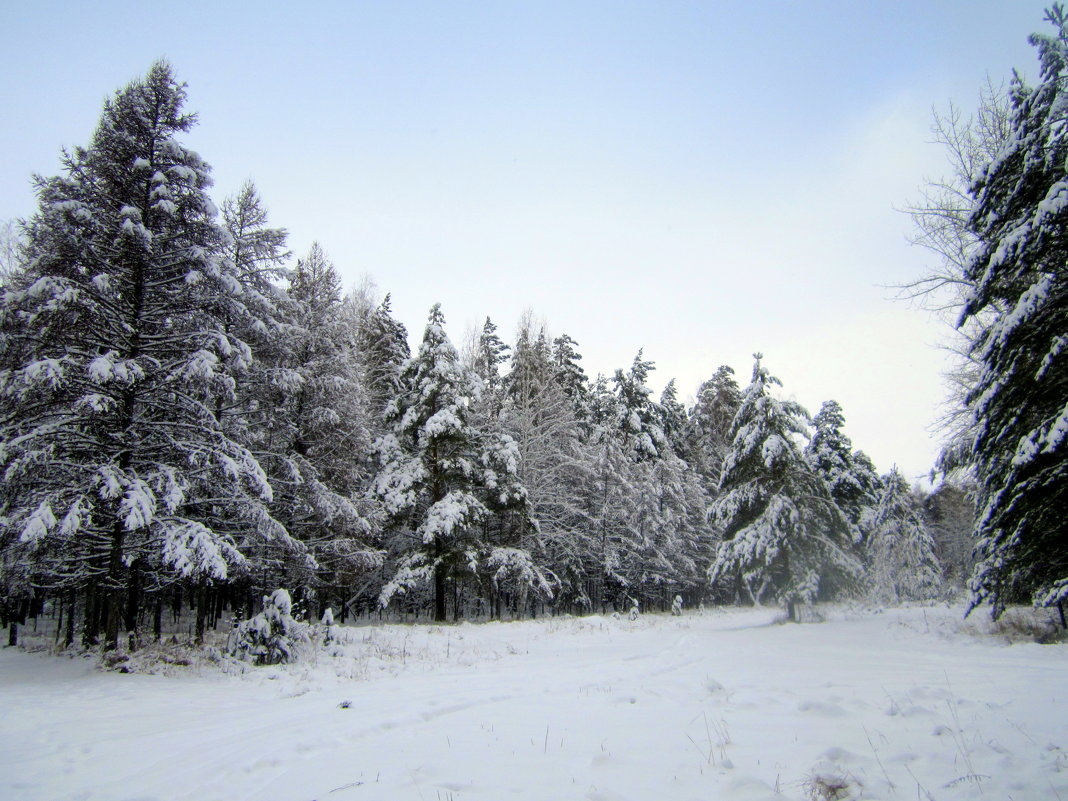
[0,1,1055,481]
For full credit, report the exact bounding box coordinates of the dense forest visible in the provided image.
[3,6,1067,654]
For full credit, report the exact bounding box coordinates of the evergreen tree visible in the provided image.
[258,243,380,593]
[688,365,742,493]
[960,6,1068,618]
[612,351,667,461]
[657,379,689,458]
[866,468,942,603]
[474,316,510,411]
[0,62,297,648]
[375,305,545,620]
[708,355,862,606]
[551,333,589,417]
[356,293,410,422]
[805,400,882,537]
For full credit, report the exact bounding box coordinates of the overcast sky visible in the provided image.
[0,1,1055,483]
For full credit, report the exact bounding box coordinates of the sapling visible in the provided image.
[228,589,310,665]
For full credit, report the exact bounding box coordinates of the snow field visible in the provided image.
[0,604,1065,801]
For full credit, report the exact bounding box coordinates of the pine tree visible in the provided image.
[0,61,297,648]
[708,356,862,606]
[657,379,689,458]
[960,6,1068,618]
[866,468,942,603]
[474,316,510,412]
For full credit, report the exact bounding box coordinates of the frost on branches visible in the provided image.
[960,6,1068,618]
[708,355,862,607]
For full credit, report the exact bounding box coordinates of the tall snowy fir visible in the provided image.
[708,356,862,606]
[374,305,547,621]
[805,400,883,539]
[0,62,297,649]
[960,6,1068,619]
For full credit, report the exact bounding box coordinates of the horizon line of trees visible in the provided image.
[0,56,1009,653]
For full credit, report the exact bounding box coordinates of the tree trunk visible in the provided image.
[103,518,127,651]
[434,567,447,622]
[124,562,141,649]
[65,591,76,648]
[195,585,207,644]
[153,596,163,641]
[83,583,100,647]
[104,590,123,652]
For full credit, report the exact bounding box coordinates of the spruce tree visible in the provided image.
[0,62,295,648]
[805,400,882,537]
[356,293,410,422]
[708,356,862,606]
[961,6,1068,618]
[375,305,544,620]
[688,365,742,494]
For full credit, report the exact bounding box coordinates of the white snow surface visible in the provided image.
[1,604,1065,801]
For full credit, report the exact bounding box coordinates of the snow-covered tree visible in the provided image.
[612,351,668,461]
[960,6,1068,619]
[228,588,310,665]
[375,305,547,620]
[687,365,742,493]
[0,61,298,648]
[657,379,689,458]
[473,316,510,415]
[252,243,380,594]
[551,333,589,419]
[866,468,942,604]
[498,315,589,609]
[805,400,882,537]
[708,355,862,606]
[355,292,410,422]
[0,219,25,286]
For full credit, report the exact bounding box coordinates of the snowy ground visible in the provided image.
[1,604,1065,801]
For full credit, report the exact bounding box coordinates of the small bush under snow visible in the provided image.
[228,589,311,665]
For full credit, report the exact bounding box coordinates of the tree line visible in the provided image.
[8,32,1060,653]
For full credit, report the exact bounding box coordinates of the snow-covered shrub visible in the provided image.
[321,607,335,644]
[628,597,640,621]
[671,595,683,616]
[228,589,311,665]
